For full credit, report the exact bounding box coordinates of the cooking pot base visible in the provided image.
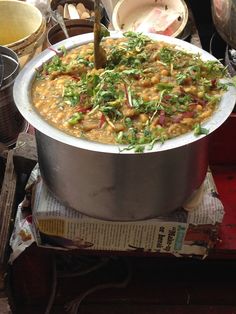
[38,172,206,222]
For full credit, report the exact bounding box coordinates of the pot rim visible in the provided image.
[13,31,236,154]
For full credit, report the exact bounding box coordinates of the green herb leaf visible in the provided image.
[77,56,94,68]
[123,32,151,51]
[43,55,66,74]
[63,82,81,106]
[100,25,110,39]
[58,46,67,56]
[176,73,188,85]
[134,145,145,153]
[159,47,175,64]
[193,123,209,135]
[67,112,83,125]
[157,82,174,91]
[124,117,133,128]
[203,61,227,77]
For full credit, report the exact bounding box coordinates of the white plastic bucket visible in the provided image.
[112,0,188,38]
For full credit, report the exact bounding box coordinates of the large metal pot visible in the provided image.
[13,32,236,221]
[211,0,236,49]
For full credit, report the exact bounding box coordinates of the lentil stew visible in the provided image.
[32,32,229,152]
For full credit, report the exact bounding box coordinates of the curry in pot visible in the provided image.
[32,32,228,152]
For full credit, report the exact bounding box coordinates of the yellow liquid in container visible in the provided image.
[0,30,31,46]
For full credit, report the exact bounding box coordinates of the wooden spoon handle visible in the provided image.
[94,0,106,69]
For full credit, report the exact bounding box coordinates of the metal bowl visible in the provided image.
[47,19,94,46]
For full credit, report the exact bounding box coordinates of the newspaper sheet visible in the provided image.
[9,169,224,263]
[34,171,223,253]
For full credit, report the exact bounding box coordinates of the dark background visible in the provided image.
[188,0,227,60]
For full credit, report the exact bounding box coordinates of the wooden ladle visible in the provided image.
[94,0,107,69]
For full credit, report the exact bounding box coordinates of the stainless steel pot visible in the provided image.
[211,0,236,49]
[13,32,236,221]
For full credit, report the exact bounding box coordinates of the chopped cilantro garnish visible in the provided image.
[123,32,151,51]
[58,46,67,56]
[157,83,174,91]
[67,112,83,125]
[63,82,81,106]
[159,47,175,64]
[43,55,66,74]
[193,123,209,135]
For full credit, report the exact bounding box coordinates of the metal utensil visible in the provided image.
[50,9,69,39]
